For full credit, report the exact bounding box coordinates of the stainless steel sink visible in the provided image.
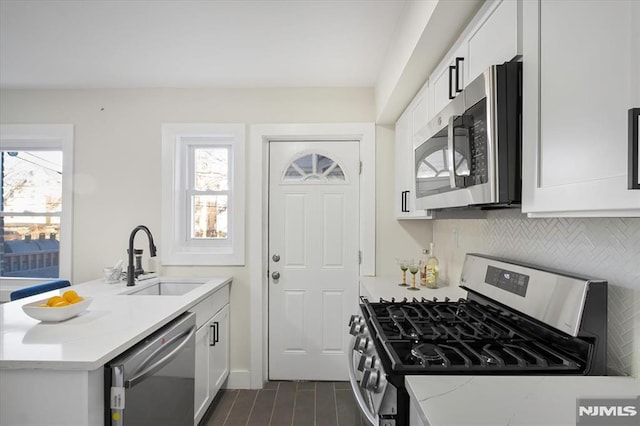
[125,282,204,296]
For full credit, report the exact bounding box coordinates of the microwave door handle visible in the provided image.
[447,116,458,189]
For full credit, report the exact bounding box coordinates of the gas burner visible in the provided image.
[410,343,444,366]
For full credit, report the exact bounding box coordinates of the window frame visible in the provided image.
[161,123,245,265]
[0,124,74,281]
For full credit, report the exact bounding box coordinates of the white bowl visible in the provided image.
[22,297,92,322]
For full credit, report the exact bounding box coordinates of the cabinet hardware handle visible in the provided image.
[455,57,464,93]
[449,65,456,100]
[209,324,216,346]
[214,321,219,344]
[629,108,640,189]
[401,190,410,213]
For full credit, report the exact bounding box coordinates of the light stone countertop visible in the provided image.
[0,276,231,371]
[359,276,467,302]
[406,375,640,425]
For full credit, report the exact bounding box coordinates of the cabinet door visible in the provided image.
[209,304,230,398]
[194,324,210,424]
[522,0,640,216]
[430,45,466,118]
[395,93,432,219]
[466,0,518,84]
[395,108,411,218]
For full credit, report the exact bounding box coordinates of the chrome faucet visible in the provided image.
[127,225,157,286]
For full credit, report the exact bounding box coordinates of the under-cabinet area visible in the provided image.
[0,277,231,426]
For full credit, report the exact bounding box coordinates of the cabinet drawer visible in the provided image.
[191,284,230,328]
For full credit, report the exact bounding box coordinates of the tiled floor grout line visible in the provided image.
[332,383,339,426]
[267,382,279,425]
[244,388,260,426]
[222,389,240,426]
[289,382,297,426]
[313,385,317,426]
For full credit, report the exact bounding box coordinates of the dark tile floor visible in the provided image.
[200,381,367,426]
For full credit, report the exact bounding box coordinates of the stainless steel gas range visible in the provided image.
[348,253,608,426]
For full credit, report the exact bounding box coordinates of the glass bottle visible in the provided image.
[420,249,428,286]
[425,242,439,289]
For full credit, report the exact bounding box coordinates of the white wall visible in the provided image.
[0,87,429,383]
[433,210,640,378]
[375,124,433,276]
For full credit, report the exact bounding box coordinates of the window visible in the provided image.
[283,153,346,182]
[161,124,245,265]
[0,124,74,279]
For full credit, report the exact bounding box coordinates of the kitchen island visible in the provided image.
[0,276,231,425]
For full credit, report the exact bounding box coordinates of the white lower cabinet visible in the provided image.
[192,286,230,424]
[208,304,229,398]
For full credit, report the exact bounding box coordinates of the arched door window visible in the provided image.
[283,153,346,183]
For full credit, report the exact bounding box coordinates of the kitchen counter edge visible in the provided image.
[0,276,232,371]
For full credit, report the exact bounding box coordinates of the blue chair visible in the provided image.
[10,280,71,301]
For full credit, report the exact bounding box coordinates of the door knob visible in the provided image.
[272,254,280,262]
[271,271,280,280]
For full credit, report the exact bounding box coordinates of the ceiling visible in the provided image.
[0,0,407,89]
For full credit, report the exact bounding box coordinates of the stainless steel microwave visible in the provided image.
[414,61,522,210]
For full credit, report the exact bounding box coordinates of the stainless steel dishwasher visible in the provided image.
[105,312,196,426]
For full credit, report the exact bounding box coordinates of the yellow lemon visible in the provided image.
[62,290,79,303]
[46,296,64,307]
[70,296,84,304]
[52,300,70,307]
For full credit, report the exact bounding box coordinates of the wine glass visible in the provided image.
[407,259,422,291]
[395,258,409,287]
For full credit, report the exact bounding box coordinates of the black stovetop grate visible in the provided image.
[362,297,588,374]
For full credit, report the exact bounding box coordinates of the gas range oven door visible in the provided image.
[348,336,398,426]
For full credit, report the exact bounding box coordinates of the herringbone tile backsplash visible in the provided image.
[432,210,640,377]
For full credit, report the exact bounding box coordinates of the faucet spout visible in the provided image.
[127,225,157,286]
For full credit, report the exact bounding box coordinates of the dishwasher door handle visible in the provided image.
[125,324,196,389]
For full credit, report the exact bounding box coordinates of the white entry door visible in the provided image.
[268,141,360,381]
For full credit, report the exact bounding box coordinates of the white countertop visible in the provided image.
[0,276,231,371]
[406,375,640,425]
[360,276,467,302]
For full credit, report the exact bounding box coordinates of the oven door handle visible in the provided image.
[125,325,196,389]
[348,338,378,425]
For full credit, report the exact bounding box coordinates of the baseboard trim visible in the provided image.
[225,370,253,389]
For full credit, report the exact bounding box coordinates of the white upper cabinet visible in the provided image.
[429,0,520,121]
[395,82,432,219]
[522,0,640,217]
[430,45,466,120]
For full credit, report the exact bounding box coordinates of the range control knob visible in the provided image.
[357,354,377,372]
[353,336,372,353]
[361,368,380,391]
[348,314,363,327]
[349,322,367,336]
